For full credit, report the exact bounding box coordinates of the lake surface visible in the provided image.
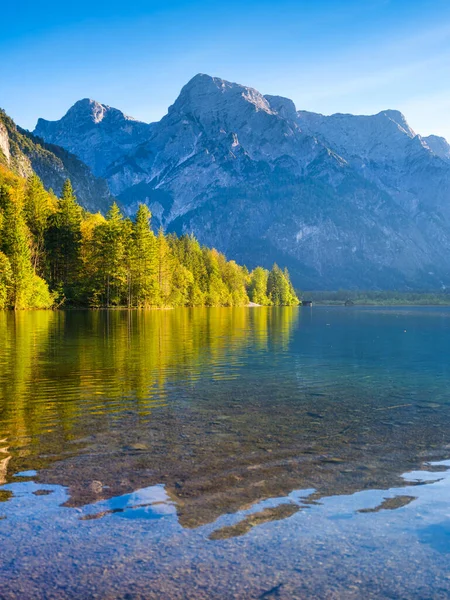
[1,307,450,598]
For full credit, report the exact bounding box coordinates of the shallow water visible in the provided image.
[1,306,450,598]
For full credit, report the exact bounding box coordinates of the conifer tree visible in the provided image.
[24,174,55,275]
[267,264,299,306]
[79,212,106,306]
[94,202,128,306]
[156,228,174,306]
[0,185,53,309]
[284,267,299,305]
[203,248,230,306]
[248,267,271,305]
[46,179,83,301]
[0,251,12,309]
[221,259,249,306]
[130,204,159,307]
[172,234,207,305]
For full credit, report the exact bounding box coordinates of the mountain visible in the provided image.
[32,75,450,289]
[1,109,113,212]
[423,135,450,162]
[34,99,152,177]
[296,109,450,216]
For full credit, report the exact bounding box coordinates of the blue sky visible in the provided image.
[1,0,450,139]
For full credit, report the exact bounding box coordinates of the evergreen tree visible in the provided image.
[156,228,174,306]
[79,212,106,306]
[172,234,207,305]
[203,248,230,306]
[130,204,159,307]
[284,267,299,305]
[0,251,12,309]
[0,185,53,309]
[267,264,299,306]
[46,179,83,301]
[93,202,128,306]
[24,174,55,276]
[221,259,249,306]
[248,267,271,305]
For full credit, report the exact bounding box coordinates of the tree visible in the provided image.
[79,212,105,306]
[130,205,159,307]
[248,267,271,305]
[0,185,53,309]
[203,248,230,306]
[24,174,55,276]
[156,228,174,306]
[221,259,249,306]
[93,202,129,306]
[267,264,299,306]
[284,267,299,305]
[171,234,207,306]
[0,251,12,309]
[46,179,83,301]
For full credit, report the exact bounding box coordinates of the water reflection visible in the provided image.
[2,307,450,597]
[0,308,300,514]
[2,308,450,527]
[2,460,450,598]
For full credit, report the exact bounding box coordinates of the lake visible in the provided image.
[1,306,450,599]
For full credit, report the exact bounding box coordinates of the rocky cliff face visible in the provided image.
[0,109,113,213]
[423,135,450,162]
[32,75,450,289]
[34,99,152,177]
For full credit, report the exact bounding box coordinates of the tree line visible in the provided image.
[0,167,299,309]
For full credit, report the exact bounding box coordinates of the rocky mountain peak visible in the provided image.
[169,73,275,119]
[264,95,297,121]
[297,108,420,162]
[66,97,104,118]
[34,99,152,177]
[423,134,450,161]
[377,109,416,138]
[36,98,145,133]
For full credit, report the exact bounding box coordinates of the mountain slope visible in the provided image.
[34,99,152,177]
[1,109,113,212]
[423,135,450,162]
[32,75,450,289]
[296,109,450,216]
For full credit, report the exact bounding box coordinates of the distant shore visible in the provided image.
[303,291,450,306]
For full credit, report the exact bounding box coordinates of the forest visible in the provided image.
[0,165,299,309]
[308,290,450,306]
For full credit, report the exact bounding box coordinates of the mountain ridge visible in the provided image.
[0,109,113,212]
[30,74,450,289]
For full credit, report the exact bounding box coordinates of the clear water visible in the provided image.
[1,307,450,598]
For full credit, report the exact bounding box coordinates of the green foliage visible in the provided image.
[307,289,450,306]
[46,179,83,302]
[0,163,298,310]
[0,251,12,308]
[91,202,129,306]
[248,267,271,305]
[24,173,56,275]
[267,264,299,306]
[129,204,158,307]
[0,178,53,309]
